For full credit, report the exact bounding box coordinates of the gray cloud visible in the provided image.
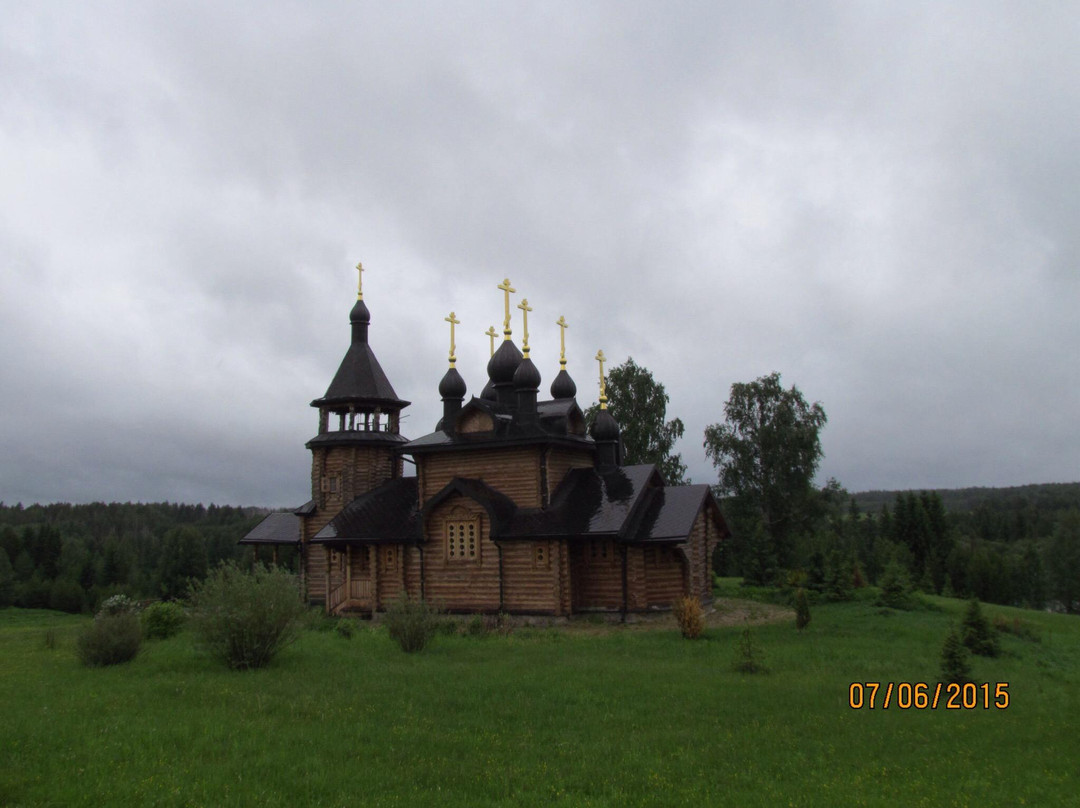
[1,1,1077,505]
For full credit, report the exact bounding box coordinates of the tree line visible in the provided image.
[0,502,273,612]
[594,359,1080,614]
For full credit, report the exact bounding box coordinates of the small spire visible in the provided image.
[556,315,568,369]
[355,261,365,300]
[445,311,460,368]
[498,278,516,339]
[595,349,608,410]
[517,298,533,358]
[485,325,497,357]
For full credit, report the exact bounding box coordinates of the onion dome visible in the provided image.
[350,298,371,343]
[487,339,523,385]
[438,366,466,400]
[590,409,620,442]
[513,356,541,391]
[550,369,577,399]
[480,378,497,401]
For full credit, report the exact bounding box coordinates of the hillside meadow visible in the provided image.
[0,589,1076,807]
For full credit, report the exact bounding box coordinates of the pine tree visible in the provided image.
[961,598,999,657]
[940,626,972,685]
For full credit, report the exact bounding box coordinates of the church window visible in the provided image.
[534,543,548,568]
[384,546,397,570]
[446,519,479,561]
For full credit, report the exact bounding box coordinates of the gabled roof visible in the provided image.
[312,477,420,543]
[630,485,725,542]
[312,341,409,410]
[240,512,301,545]
[421,478,518,534]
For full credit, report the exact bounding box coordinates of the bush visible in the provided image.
[77,612,142,667]
[188,562,304,670]
[673,596,705,639]
[142,601,186,639]
[794,588,811,631]
[49,578,86,614]
[334,618,356,639]
[961,598,999,657]
[940,626,972,685]
[384,594,442,653]
[992,614,1040,642]
[99,594,140,616]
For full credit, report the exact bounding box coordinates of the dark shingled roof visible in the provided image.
[631,485,714,542]
[306,430,410,449]
[312,477,419,543]
[422,478,518,535]
[240,512,301,545]
[499,464,659,540]
[312,341,409,409]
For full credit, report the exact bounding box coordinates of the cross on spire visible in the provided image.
[517,298,533,357]
[445,312,460,367]
[556,315,568,369]
[595,349,608,409]
[498,278,516,339]
[355,261,365,300]
[485,325,497,357]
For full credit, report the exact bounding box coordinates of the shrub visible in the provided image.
[794,588,811,631]
[49,577,86,614]
[188,562,304,670]
[99,594,140,616]
[673,596,705,639]
[77,612,142,667]
[142,601,186,640]
[992,614,1040,642]
[877,560,914,610]
[733,623,768,674]
[384,594,442,653]
[961,598,999,657]
[940,626,972,685]
[334,618,356,639]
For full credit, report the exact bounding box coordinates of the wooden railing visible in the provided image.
[327,578,374,613]
[327,582,348,613]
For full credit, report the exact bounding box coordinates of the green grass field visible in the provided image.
[1,590,1076,807]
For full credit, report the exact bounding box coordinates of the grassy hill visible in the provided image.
[1,592,1076,807]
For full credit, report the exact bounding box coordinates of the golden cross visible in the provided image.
[445,312,460,367]
[556,316,568,368]
[497,278,516,338]
[355,261,365,299]
[517,298,533,356]
[595,349,608,409]
[485,325,497,357]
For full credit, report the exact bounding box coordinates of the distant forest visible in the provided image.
[1,481,1078,614]
[0,502,278,614]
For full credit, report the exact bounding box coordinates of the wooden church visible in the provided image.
[242,265,727,616]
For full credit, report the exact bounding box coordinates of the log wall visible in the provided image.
[643,545,687,607]
[501,541,559,613]
[420,447,542,507]
[570,540,623,610]
[418,495,501,611]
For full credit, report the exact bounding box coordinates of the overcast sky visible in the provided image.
[2,1,1077,507]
